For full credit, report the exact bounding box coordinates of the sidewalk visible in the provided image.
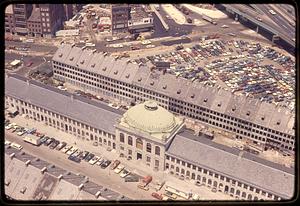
[11,115,234,200]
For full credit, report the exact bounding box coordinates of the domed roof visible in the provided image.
[123,101,177,133]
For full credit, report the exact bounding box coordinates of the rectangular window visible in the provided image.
[146,156,151,162]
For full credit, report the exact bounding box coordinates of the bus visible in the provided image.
[165,184,190,200]
[23,134,42,146]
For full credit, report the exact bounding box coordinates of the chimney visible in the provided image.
[41,167,47,174]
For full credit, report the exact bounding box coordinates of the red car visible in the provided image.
[26,61,33,67]
[151,192,162,200]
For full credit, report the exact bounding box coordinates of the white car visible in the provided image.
[72,149,82,157]
[5,140,11,146]
[17,129,27,136]
[95,157,104,166]
[89,156,100,165]
[119,169,130,178]
[5,123,16,130]
[114,164,125,174]
[62,145,72,153]
[141,40,151,45]
[221,25,229,28]
[146,44,155,48]
[66,146,78,155]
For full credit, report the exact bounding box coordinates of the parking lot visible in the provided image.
[132,37,295,109]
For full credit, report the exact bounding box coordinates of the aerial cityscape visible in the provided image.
[4,3,295,201]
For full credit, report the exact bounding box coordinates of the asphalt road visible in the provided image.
[5,132,155,200]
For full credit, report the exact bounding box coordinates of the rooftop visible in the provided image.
[28,8,41,23]
[166,130,294,199]
[51,44,294,136]
[5,4,13,14]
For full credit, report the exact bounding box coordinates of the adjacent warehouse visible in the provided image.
[51,44,295,154]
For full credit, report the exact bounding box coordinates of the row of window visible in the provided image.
[52,61,294,151]
[166,157,279,200]
[120,133,161,156]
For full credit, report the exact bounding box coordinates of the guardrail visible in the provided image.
[222,5,294,47]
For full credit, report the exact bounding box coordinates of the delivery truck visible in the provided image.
[23,134,42,146]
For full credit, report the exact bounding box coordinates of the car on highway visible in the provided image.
[100,160,111,169]
[85,153,95,162]
[89,156,100,165]
[120,169,130,178]
[114,164,125,174]
[109,160,120,170]
[56,141,67,150]
[152,192,163,200]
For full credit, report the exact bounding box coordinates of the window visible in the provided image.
[120,133,124,143]
[128,136,132,145]
[146,156,151,162]
[136,138,143,150]
[155,146,160,156]
[155,160,159,167]
[146,143,152,153]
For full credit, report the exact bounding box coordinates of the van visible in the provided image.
[10,142,23,150]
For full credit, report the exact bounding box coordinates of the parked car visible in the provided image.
[39,136,49,144]
[100,160,111,169]
[61,145,72,153]
[26,61,33,67]
[49,140,59,149]
[85,153,95,162]
[95,158,105,166]
[56,142,67,150]
[89,156,100,165]
[79,151,89,160]
[114,164,125,174]
[44,138,54,146]
[68,155,81,163]
[109,160,120,170]
[152,192,163,200]
[120,169,130,178]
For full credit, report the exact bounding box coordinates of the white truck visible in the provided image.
[202,14,217,25]
[23,134,42,146]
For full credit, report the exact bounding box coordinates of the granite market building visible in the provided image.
[5,74,294,200]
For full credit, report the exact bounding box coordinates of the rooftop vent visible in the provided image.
[163,85,167,89]
[95,191,102,198]
[125,74,130,78]
[114,70,118,75]
[92,49,97,53]
[58,174,63,180]
[80,60,84,64]
[102,67,107,71]
[58,53,63,57]
[246,111,250,116]
[276,121,281,125]
[126,59,131,64]
[104,52,108,56]
[5,179,11,186]
[69,57,74,61]
[177,90,181,94]
[35,158,40,162]
[138,77,142,82]
[261,116,265,121]
[232,107,236,112]
[41,167,47,174]
[71,43,75,48]
[9,153,15,159]
[191,94,195,98]
[204,98,208,103]
[78,183,84,190]
[217,103,221,107]
[25,160,31,166]
[91,63,95,68]
[150,81,154,86]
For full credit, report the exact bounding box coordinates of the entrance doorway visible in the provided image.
[137,152,142,160]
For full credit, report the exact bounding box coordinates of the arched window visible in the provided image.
[186,171,190,177]
[254,196,258,200]
[191,173,196,180]
[128,136,132,145]
[242,192,246,198]
[213,181,218,187]
[230,188,235,194]
[236,190,241,196]
[197,175,201,180]
[136,138,143,150]
[176,167,179,173]
[120,133,125,143]
[166,163,169,169]
[181,168,185,174]
[208,179,212,185]
[146,143,152,153]
[155,146,160,156]
[247,194,252,200]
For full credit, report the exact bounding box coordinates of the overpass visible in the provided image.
[217,4,295,50]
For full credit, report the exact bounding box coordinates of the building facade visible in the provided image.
[111,4,130,35]
[12,4,33,35]
[27,6,42,37]
[5,5,15,34]
[128,6,154,33]
[51,45,295,154]
[5,74,294,201]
